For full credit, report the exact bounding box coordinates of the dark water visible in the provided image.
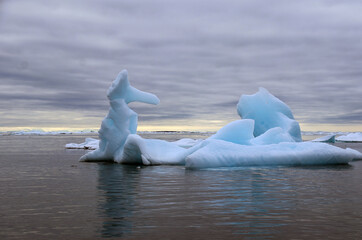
[1,134,362,240]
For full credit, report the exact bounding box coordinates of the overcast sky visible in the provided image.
[0,0,361,131]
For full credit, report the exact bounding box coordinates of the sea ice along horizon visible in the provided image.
[74,69,362,168]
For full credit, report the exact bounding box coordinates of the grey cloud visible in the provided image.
[0,0,361,129]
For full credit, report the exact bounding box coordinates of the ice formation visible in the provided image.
[80,70,159,162]
[336,132,362,142]
[75,69,362,168]
[208,119,255,145]
[185,140,361,169]
[119,134,199,165]
[237,88,302,142]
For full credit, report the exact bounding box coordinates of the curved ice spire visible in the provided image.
[80,70,159,162]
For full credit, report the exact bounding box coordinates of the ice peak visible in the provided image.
[107,69,160,105]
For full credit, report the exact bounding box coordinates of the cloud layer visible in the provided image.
[0,0,361,130]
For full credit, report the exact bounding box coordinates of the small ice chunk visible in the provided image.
[311,135,336,143]
[65,138,100,150]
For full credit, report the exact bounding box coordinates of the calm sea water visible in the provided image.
[0,134,362,239]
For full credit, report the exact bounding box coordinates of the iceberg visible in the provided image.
[75,69,362,168]
[237,88,302,142]
[336,132,362,142]
[80,70,159,162]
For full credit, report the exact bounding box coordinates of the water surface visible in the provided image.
[0,134,361,239]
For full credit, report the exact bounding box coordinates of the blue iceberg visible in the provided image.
[78,70,362,168]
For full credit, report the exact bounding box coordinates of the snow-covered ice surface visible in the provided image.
[311,135,336,143]
[336,133,362,142]
[71,69,362,168]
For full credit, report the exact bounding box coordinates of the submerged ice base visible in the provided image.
[77,69,362,168]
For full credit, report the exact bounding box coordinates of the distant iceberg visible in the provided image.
[71,69,362,168]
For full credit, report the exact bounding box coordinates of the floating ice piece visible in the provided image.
[1,129,97,136]
[65,138,100,150]
[311,135,336,143]
[185,140,361,169]
[118,134,202,165]
[80,70,159,162]
[237,88,302,142]
[208,119,254,145]
[336,132,362,142]
[72,72,362,168]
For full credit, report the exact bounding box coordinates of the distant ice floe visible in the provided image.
[1,129,97,136]
[302,131,348,136]
[336,132,362,143]
[310,133,362,143]
[66,69,362,168]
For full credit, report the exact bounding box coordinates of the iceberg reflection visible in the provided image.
[96,163,141,238]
